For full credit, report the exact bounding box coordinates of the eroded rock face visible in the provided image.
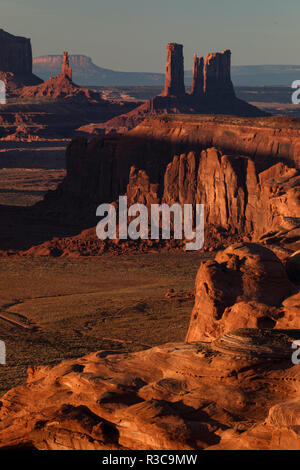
[185,243,295,342]
[0,329,300,450]
[36,115,300,254]
[163,43,185,97]
[203,49,235,99]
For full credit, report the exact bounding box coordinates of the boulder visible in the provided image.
[186,243,294,342]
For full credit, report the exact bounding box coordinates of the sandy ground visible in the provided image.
[0,140,67,205]
[0,251,212,396]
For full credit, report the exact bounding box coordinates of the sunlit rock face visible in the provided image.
[0,325,300,450]
[186,243,296,343]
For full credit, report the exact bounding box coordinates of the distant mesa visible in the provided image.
[33,53,300,87]
[17,51,104,102]
[33,53,165,86]
[0,28,42,91]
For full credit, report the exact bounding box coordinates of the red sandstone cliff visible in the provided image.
[34,115,299,255]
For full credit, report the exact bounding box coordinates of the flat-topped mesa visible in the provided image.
[61,51,72,80]
[191,53,204,97]
[163,43,185,97]
[203,49,235,99]
[0,28,32,74]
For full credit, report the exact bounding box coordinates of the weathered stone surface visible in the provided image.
[0,328,300,450]
[126,166,160,207]
[185,243,294,342]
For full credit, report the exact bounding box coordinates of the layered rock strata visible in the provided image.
[0,327,300,450]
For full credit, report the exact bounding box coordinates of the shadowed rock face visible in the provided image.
[163,43,185,97]
[0,29,32,74]
[0,29,42,89]
[192,54,204,97]
[37,116,299,253]
[1,114,297,255]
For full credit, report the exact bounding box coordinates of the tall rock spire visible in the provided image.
[163,43,185,97]
[61,51,72,80]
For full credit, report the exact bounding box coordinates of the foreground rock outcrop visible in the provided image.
[0,328,300,450]
[0,243,299,450]
[186,243,298,342]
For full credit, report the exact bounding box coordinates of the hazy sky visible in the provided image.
[1,0,299,72]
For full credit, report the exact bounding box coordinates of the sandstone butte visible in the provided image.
[81,43,267,135]
[0,28,42,91]
[0,242,300,450]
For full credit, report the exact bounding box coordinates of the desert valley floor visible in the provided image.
[0,251,207,396]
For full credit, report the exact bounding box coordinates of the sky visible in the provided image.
[1,0,299,72]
